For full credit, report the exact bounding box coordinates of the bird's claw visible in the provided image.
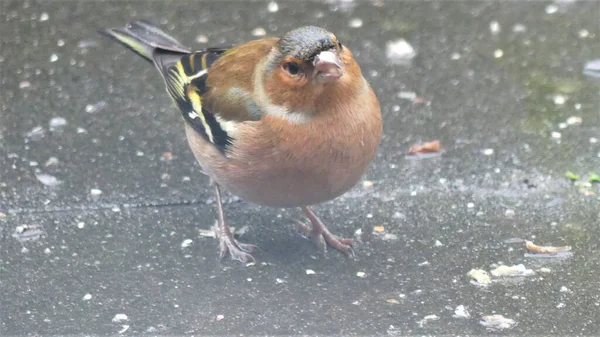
[218,234,257,263]
[295,220,355,258]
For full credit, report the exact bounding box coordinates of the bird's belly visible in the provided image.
[215,153,371,208]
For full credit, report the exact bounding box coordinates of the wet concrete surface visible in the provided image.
[1,0,600,335]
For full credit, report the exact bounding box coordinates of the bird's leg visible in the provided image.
[212,183,256,263]
[297,206,354,257]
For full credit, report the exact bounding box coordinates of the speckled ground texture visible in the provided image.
[2,0,600,335]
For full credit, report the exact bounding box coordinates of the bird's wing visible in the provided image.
[155,38,279,154]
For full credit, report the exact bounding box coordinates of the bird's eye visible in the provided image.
[284,62,302,75]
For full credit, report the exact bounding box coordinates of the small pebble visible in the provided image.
[50,54,58,62]
[560,286,569,292]
[35,173,62,186]
[356,271,366,278]
[276,278,285,284]
[493,49,503,58]
[49,117,67,130]
[590,137,598,144]
[349,18,363,28]
[90,188,103,196]
[579,29,589,38]
[434,240,443,247]
[362,180,374,188]
[467,202,475,208]
[386,39,416,62]
[216,314,224,321]
[306,269,315,275]
[77,222,85,229]
[381,233,398,241]
[44,248,52,255]
[505,209,515,217]
[267,1,279,12]
[558,123,568,129]
[512,24,526,33]
[483,148,494,155]
[181,239,193,248]
[453,305,470,319]
[566,116,582,125]
[252,27,266,36]
[19,81,31,89]
[489,21,501,34]
[57,39,65,47]
[551,132,561,139]
[83,293,92,301]
[539,267,551,273]
[112,314,128,323]
[553,94,566,105]
[557,302,566,308]
[195,34,208,43]
[451,52,461,60]
[39,12,49,21]
[85,101,107,113]
[545,4,558,14]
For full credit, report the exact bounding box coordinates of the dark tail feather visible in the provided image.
[98,20,191,62]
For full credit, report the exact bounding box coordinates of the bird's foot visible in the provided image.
[218,232,257,263]
[296,220,354,257]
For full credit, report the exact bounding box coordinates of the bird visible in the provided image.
[99,20,382,263]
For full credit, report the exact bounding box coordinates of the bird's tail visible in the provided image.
[98,20,192,62]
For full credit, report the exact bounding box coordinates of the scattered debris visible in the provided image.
[349,18,363,28]
[83,293,92,301]
[386,39,416,63]
[398,91,417,101]
[493,49,503,58]
[584,59,600,78]
[490,264,535,277]
[453,305,470,319]
[386,298,399,304]
[44,157,59,167]
[49,117,67,130]
[305,269,315,275]
[112,314,128,323]
[525,240,572,254]
[90,188,103,196]
[85,101,107,113]
[489,21,501,34]
[467,269,492,286]
[216,314,225,321]
[480,314,517,331]
[35,173,62,186]
[356,271,366,278]
[566,116,582,125]
[482,148,494,155]
[566,171,580,181]
[118,325,130,334]
[417,314,439,327]
[381,233,398,241]
[252,27,267,36]
[373,226,385,233]
[12,224,44,243]
[362,180,374,188]
[161,152,173,161]
[408,140,441,154]
[181,239,193,248]
[267,1,279,12]
[25,126,45,141]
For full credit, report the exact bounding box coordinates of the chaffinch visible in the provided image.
[100,20,382,263]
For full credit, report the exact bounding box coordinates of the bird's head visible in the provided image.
[260,26,363,118]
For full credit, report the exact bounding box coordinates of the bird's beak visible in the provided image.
[313,51,343,83]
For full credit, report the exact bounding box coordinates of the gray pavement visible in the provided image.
[1,0,600,335]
